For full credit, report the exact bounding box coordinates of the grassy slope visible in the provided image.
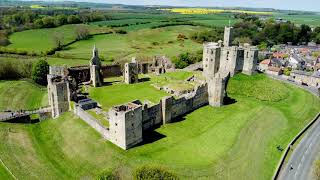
[7,24,111,53]
[59,25,204,61]
[0,163,13,180]
[0,74,319,179]
[0,80,48,111]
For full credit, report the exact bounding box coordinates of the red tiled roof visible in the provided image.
[267,66,282,72]
[260,59,271,65]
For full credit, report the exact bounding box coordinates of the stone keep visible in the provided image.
[203,42,221,77]
[47,75,71,118]
[90,45,103,87]
[108,102,143,150]
[223,26,234,47]
[243,47,259,75]
[207,73,229,107]
[220,46,240,76]
[124,62,139,84]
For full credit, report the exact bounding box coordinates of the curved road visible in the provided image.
[278,115,320,180]
[267,74,320,180]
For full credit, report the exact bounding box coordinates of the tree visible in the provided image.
[31,59,49,85]
[54,15,67,27]
[53,32,64,49]
[298,24,312,43]
[75,25,89,40]
[233,37,252,46]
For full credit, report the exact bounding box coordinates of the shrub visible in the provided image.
[0,59,33,80]
[31,59,49,85]
[133,165,178,180]
[114,29,127,34]
[96,168,119,180]
[190,28,223,43]
[172,50,203,69]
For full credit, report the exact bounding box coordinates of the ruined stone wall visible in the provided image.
[74,105,109,139]
[68,66,90,83]
[49,66,67,76]
[142,103,162,130]
[101,65,122,78]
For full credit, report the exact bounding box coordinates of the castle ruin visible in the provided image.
[46,26,259,150]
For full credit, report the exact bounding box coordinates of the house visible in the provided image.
[259,59,271,71]
[289,55,305,69]
[265,66,283,76]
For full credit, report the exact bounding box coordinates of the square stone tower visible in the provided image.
[207,73,229,107]
[220,46,239,76]
[124,62,139,84]
[108,101,143,150]
[223,26,234,47]
[243,47,259,75]
[203,42,221,77]
[47,75,71,118]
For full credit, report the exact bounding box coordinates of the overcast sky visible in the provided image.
[33,0,320,11]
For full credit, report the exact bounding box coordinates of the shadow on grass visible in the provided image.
[224,96,237,105]
[134,126,166,147]
[4,116,40,124]
[139,77,150,83]
[102,80,122,86]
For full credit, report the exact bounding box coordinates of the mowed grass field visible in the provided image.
[59,25,205,61]
[0,73,319,179]
[0,80,48,111]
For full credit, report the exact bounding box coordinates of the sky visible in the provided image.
[32,0,320,12]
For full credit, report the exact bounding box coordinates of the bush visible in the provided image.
[190,28,223,43]
[172,50,203,69]
[0,59,33,80]
[96,168,119,180]
[114,29,127,34]
[31,59,49,85]
[133,165,178,180]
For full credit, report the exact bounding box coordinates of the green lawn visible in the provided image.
[0,80,48,111]
[0,163,14,180]
[58,25,205,61]
[0,73,319,179]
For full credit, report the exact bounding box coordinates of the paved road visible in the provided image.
[279,115,320,180]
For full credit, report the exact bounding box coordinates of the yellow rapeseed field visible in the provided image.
[161,8,273,15]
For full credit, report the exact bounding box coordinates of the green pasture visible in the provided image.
[0,73,319,179]
[277,14,320,27]
[6,24,111,54]
[0,80,47,111]
[59,25,204,62]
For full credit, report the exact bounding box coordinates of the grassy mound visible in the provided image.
[228,73,289,102]
[0,80,48,110]
[0,74,319,179]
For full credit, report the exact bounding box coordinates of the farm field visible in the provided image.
[59,25,205,61]
[276,14,320,27]
[0,80,48,111]
[0,73,319,179]
[6,24,112,54]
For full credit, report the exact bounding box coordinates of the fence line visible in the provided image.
[0,156,18,180]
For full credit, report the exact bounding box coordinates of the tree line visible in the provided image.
[0,8,112,46]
